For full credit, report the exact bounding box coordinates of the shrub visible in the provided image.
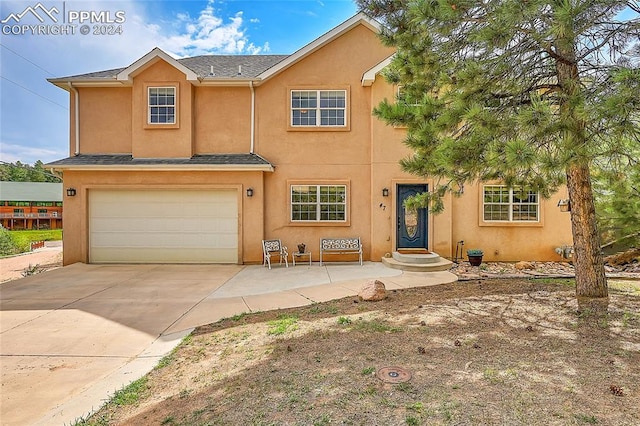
[0,227,18,256]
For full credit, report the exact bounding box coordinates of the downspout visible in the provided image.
[69,82,80,155]
[249,80,255,153]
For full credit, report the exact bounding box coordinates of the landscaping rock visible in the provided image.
[450,259,640,280]
[515,261,535,270]
[359,279,387,301]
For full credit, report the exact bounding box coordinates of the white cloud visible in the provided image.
[0,143,66,165]
[156,2,270,57]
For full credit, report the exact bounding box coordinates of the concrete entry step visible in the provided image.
[392,250,441,264]
[382,251,453,272]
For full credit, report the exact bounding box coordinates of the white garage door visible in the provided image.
[89,189,238,263]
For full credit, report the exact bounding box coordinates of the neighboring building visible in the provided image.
[46,13,573,266]
[0,182,63,230]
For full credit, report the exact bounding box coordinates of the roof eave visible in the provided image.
[47,164,275,172]
[199,78,262,87]
[361,54,395,86]
[47,78,124,90]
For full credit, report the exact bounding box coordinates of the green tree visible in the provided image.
[593,139,640,249]
[28,161,47,182]
[358,0,640,309]
[0,161,61,182]
[8,161,29,181]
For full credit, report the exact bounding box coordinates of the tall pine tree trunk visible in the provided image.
[566,162,608,310]
[555,31,608,311]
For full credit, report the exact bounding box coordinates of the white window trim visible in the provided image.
[148,86,176,125]
[482,185,540,223]
[290,184,347,222]
[290,90,347,127]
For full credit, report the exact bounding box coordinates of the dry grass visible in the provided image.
[82,279,640,426]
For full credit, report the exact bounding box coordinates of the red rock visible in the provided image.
[358,280,387,301]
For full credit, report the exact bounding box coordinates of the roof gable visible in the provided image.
[116,48,199,84]
[257,13,382,82]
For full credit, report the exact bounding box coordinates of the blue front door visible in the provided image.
[396,184,428,249]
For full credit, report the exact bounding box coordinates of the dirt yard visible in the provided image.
[83,278,639,426]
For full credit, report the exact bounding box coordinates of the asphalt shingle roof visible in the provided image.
[180,55,288,78]
[60,55,288,80]
[46,154,273,167]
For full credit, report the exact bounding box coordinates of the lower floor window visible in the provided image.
[291,185,346,222]
[483,185,539,222]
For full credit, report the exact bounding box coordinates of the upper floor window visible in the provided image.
[291,185,347,222]
[483,185,539,222]
[291,90,346,127]
[148,87,176,124]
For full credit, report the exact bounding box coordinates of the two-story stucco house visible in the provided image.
[47,13,573,266]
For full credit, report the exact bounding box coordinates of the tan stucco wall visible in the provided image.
[252,24,395,261]
[194,86,252,153]
[451,185,573,261]
[131,59,194,158]
[254,25,395,163]
[76,87,132,154]
[61,170,264,265]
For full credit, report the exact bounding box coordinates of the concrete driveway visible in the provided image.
[0,261,456,425]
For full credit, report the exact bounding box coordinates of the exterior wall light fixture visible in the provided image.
[382,188,389,197]
[557,199,570,212]
[246,188,254,197]
[66,188,77,197]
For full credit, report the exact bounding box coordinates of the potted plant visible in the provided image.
[297,243,306,253]
[466,249,483,266]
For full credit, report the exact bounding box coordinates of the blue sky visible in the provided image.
[0,0,358,165]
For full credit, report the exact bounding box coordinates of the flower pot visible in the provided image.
[297,244,306,253]
[468,255,483,266]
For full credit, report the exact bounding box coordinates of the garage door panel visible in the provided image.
[91,247,237,263]
[92,231,237,248]
[92,218,230,233]
[89,190,238,263]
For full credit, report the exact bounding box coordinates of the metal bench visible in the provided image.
[319,237,362,266]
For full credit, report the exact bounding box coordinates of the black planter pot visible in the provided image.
[468,255,483,266]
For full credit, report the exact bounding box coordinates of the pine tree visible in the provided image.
[358,0,640,310]
[593,138,640,249]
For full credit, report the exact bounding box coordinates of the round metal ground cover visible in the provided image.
[377,366,412,383]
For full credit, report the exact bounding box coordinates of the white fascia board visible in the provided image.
[47,78,123,90]
[256,13,382,81]
[362,54,395,86]
[199,78,259,87]
[116,47,200,84]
